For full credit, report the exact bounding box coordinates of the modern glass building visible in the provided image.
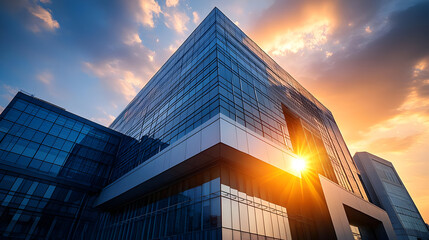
[354,152,429,240]
[0,92,122,239]
[0,8,397,240]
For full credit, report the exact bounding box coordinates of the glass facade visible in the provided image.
[0,93,122,239]
[109,8,367,200]
[96,166,222,239]
[109,12,219,182]
[373,160,429,236]
[96,164,293,240]
[219,166,292,240]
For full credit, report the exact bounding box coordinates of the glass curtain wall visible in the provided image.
[96,164,294,240]
[0,93,122,239]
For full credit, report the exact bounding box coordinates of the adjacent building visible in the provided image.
[354,152,429,240]
[0,8,397,240]
[0,92,123,239]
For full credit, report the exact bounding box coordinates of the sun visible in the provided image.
[292,157,306,173]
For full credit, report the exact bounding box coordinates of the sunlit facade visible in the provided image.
[0,8,398,240]
[354,152,429,240]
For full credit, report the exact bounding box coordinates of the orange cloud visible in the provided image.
[365,26,372,33]
[28,5,59,31]
[192,11,200,24]
[166,0,179,8]
[164,10,190,33]
[269,19,332,55]
[85,61,148,102]
[250,0,337,55]
[367,134,422,153]
[5,0,60,33]
[135,0,162,28]
[124,32,142,45]
[83,41,157,103]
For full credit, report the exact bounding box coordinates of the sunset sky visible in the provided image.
[1,0,428,222]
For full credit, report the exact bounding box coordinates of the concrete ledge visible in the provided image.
[94,114,299,207]
[319,175,397,240]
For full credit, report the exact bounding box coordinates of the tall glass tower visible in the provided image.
[354,152,429,240]
[0,7,398,240]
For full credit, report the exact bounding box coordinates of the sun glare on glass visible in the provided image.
[292,157,306,173]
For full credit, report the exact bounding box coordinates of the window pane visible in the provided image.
[255,207,265,235]
[5,109,22,122]
[248,206,257,234]
[22,142,39,157]
[0,120,13,133]
[221,197,232,228]
[210,197,221,228]
[231,200,240,230]
[11,139,29,155]
[34,145,50,160]
[239,202,249,232]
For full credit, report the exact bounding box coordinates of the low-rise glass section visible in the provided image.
[0,92,122,239]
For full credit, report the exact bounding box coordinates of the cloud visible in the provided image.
[167,39,182,53]
[412,58,429,98]
[164,9,190,33]
[166,0,179,8]
[90,108,116,126]
[84,41,157,102]
[250,2,429,221]
[35,71,65,98]
[365,26,372,33]
[134,0,162,28]
[249,0,390,56]
[348,86,429,160]
[45,0,161,105]
[1,0,60,32]
[271,19,331,55]
[36,71,53,85]
[310,2,429,140]
[250,1,429,142]
[91,114,116,127]
[2,84,19,102]
[368,134,422,153]
[85,61,142,102]
[249,0,337,54]
[192,11,200,24]
[124,32,142,45]
[148,54,154,62]
[0,84,18,115]
[28,4,59,31]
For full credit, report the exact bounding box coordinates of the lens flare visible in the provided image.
[292,157,306,173]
